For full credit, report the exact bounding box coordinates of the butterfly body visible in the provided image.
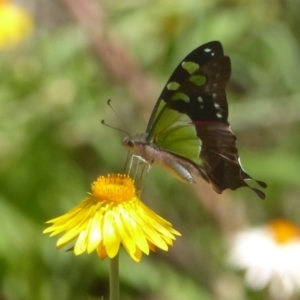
[123,41,267,199]
[123,135,200,183]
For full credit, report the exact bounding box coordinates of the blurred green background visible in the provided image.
[1,0,300,299]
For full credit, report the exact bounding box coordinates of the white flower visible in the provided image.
[228,219,300,300]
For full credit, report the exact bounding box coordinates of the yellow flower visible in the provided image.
[44,174,180,262]
[0,0,33,49]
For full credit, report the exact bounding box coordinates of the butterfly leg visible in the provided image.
[139,159,154,180]
[146,160,154,173]
[132,154,147,164]
[139,163,147,180]
[128,155,147,180]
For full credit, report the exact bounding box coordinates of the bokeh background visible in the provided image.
[1,0,300,299]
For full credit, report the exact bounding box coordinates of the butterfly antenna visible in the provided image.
[101,120,131,136]
[106,99,131,134]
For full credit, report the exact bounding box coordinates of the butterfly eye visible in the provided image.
[122,137,135,148]
[126,139,135,148]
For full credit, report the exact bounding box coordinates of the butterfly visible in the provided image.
[122,41,267,199]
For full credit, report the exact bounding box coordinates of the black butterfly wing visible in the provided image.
[146,41,266,199]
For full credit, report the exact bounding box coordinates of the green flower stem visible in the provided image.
[109,253,119,300]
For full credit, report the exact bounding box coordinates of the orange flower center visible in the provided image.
[92,174,136,202]
[269,219,300,244]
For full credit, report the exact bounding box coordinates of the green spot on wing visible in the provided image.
[173,92,190,102]
[167,82,180,91]
[182,61,200,74]
[189,75,206,86]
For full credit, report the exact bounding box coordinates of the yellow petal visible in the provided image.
[74,231,88,255]
[96,242,107,260]
[103,211,120,258]
[56,227,81,249]
[86,212,103,253]
[126,215,149,254]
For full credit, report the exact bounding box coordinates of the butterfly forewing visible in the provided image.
[143,41,266,199]
[146,41,230,138]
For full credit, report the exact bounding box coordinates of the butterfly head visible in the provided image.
[122,136,135,149]
[122,133,150,158]
[122,133,148,149]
